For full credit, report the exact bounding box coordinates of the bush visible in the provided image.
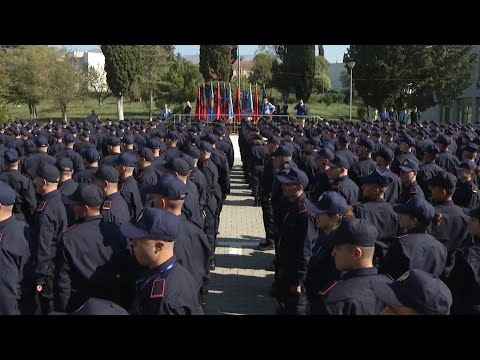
[0,104,13,123]
[287,94,297,103]
[331,92,345,104]
[357,103,367,119]
[172,104,184,114]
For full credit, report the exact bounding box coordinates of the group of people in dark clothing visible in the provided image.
[240,114,480,315]
[0,115,233,315]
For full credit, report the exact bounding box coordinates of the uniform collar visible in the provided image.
[151,255,177,274]
[41,189,60,200]
[78,215,103,224]
[341,267,378,280]
[122,176,135,183]
[105,191,121,200]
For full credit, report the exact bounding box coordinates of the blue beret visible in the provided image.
[24,139,36,149]
[358,138,375,151]
[338,133,350,143]
[146,138,160,150]
[333,218,378,247]
[64,184,103,207]
[371,269,452,315]
[0,181,16,205]
[393,196,435,224]
[204,132,217,145]
[267,136,282,145]
[37,164,60,183]
[399,159,419,173]
[308,191,348,215]
[276,168,309,188]
[281,129,295,137]
[400,134,416,147]
[94,165,119,183]
[4,148,19,163]
[359,169,393,187]
[120,207,181,241]
[464,143,478,153]
[213,128,224,136]
[116,152,137,167]
[150,175,189,200]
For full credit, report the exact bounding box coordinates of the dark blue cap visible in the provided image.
[329,155,350,169]
[359,169,393,187]
[95,165,119,183]
[371,269,452,315]
[428,171,456,190]
[146,138,160,150]
[464,143,479,153]
[204,132,218,145]
[151,175,188,200]
[376,147,394,163]
[281,129,294,137]
[400,134,416,146]
[166,131,178,141]
[164,158,190,176]
[457,160,476,171]
[183,145,200,159]
[424,145,440,155]
[56,157,73,172]
[24,139,36,150]
[65,184,103,207]
[333,218,378,247]
[271,143,293,157]
[37,164,60,183]
[0,180,16,205]
[35,136,49,147]
[435,134,450,146]
[358,138,375,151]
[138,147,154,162]
[308,191,348,215]
[4,148,19,163]
[72,298,129,315]
[267,136,282,145]
[120,207,181,241]
[317,147,335,161]
[107,136,121,147]
[305,138,321,147]
[276,167,309,188]
[116,152,137,167]
[122,134,134,145]
[213,128,224,136]
[63,133,75,144]
[83,148,100,163]
[199,141,213,153]
[393,196,435,224]
[399,159,419,173]
[338,133,350,143]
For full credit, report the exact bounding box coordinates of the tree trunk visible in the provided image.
[61,104,67,122]
[28,102,33,118]
[98,96,102,107]
[149,89,154,121]
[33,104,37,118]
[117,96,124,121]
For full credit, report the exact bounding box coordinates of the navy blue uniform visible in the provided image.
[101,153,121,167]
[350,158,376,187]
[162,147,183,163]
[453,181,480,211]
[54,216,136,312]
[132,256,203,315]
[311,267,392,315]
[55,148,85,173]
[383,168,402,204]
[0,169,37,225]
[74,166,98,185]
[100,191,131,226]
[183,179,203,228]
[417,162,445,199]
[189,167,207,215]
[135,166,158,205]
[329,176,359,206]
[0,216,34,315]
[397,182,425,204]
[22,152,57,179]
[335,148,358,169]
[380,232,447,279]
[119,176,143,221]
[391,152,419,175]
[33,189,68,314]
[59,179,79,226]
[436,152,459,174]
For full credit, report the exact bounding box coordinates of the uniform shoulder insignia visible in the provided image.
[58,186,64,191]
[319,281,338,296]
[298,203,307,213]
[472,184,477,193]
[103,200,112,210]
[395,234,408,239]
[137,171,143,179]
[409,185,417,194]
[203,160,208,166]
[63,224,77,233]
[0,233,3,243]
[150,278,165,299]
[37,201,47,212]
[385,274,395,281]
[118,183,124,192]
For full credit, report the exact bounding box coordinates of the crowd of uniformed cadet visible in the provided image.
[240,114,480,315]
[0,116,234,315]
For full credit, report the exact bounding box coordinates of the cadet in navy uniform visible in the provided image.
[120,208,203,315]
[354,169,399,266]
[434,134,459,174]
[93,165,131,226]
[372,269,452,315]
[375,146,401,204]
[55,184,136,312]
[310,218,393,315]
[0,148,37,226]
[151,175,210,308]
[162,131,183,163]
[416,145,444,199]
[51,297,130,315]
[305,192,348,313]
[275,167,317,315]
[391,134,419,175]
[135,147,159,206]
[327,155,359,206]
[447,207,480,314]
[380,196,447,279]
[349,138,376,187]
[22,136,57,180]
[397,159,425,204]
[74,148,100,185]
[32,164,68,314]
[54,133,85,173]
[0,181,35,315]
[335,133,359,169]
[248,134,269,206]
[56,158,78,227]
[452,160,480,211]
[101,136,122,167]
[310,147,335,202]
[427,171,471,274]
[115,152,143,222]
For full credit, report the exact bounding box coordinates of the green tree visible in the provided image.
[199,45,236,82]
[249,53,275,87]
[87,64,110,106]
[48,50,87,121]
[288,45,316,101]
[318,45,324,57]
[7,45,57,118]
[313,55,331,93]
[100,45,145,120]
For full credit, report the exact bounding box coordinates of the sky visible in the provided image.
[51,45,350,63]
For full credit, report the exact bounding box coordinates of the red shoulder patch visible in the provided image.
[37,201,46,213]
[150,278,165,299]
[395,234,408,239]
[409,185,417,194]
[103,200,112,210]
[63,224,77,233]
[58,186,64,191]
[319,281,337,296]
[203,160,208,167]
[298,203,307,213]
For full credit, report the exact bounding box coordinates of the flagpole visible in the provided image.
[237,45,240,94]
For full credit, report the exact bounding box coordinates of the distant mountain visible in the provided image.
[182,53,254,63]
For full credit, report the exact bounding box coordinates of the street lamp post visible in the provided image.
[347,62,356,121]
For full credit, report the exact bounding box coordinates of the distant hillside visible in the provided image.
[182,53,254,63]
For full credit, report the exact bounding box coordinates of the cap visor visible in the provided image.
[371,280,404,307]
[392,203,409,214]
[306,201,329,215]
[276,175,298,185]
[120,223,150,239]
[399,166,415,173]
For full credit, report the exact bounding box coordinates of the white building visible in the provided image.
[71,51,107,91]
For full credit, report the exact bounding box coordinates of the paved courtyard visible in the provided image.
[205,136,277,315]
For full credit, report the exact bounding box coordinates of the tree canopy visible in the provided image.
[199,45,237,82]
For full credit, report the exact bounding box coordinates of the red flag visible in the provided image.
[216,83,221,120]
[234,86,241,123]
[253,84,259,123]
[201,84,207,120]
[194,85,200,121]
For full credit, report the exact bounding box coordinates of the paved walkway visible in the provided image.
[205,136,277,315]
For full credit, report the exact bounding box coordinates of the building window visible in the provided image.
[443,106,450,123]
[461,98,472,123]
